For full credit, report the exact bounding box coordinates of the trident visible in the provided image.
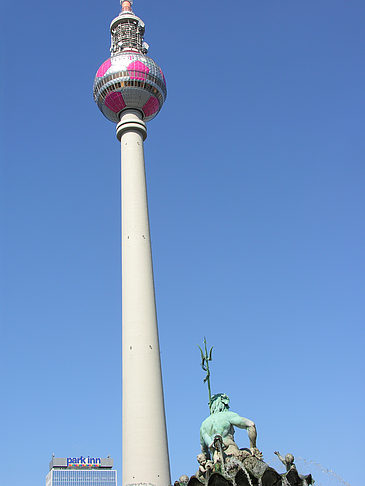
[198,337,214,412]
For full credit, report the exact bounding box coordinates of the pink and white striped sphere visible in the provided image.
[93,52,167,123]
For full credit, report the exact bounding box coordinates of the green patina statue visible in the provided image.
[199,393,257,461]
[174,340,314,485]
[198,339,258,467]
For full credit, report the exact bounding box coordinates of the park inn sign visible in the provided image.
[48,456,114,470]
[67,456,101,467]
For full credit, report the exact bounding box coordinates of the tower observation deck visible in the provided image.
[93,0,167,123]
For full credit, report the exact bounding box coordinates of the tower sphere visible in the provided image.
[93,1,167,123]
[93,53,167,123]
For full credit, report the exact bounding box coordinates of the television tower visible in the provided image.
[93,2,170,486]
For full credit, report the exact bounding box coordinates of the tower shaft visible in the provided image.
[117,110,171,486]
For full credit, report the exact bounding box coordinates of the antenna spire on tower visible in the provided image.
[121,0,133,13]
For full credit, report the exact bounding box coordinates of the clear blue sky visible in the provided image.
[1,1,364,486]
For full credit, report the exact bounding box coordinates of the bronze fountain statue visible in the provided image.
[174,339,314,486]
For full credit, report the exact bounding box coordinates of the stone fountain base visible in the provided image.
[176,454,313,486]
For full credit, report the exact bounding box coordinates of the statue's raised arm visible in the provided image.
[228,411,257,449]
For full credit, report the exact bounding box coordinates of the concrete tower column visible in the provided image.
[116,109,171,486]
